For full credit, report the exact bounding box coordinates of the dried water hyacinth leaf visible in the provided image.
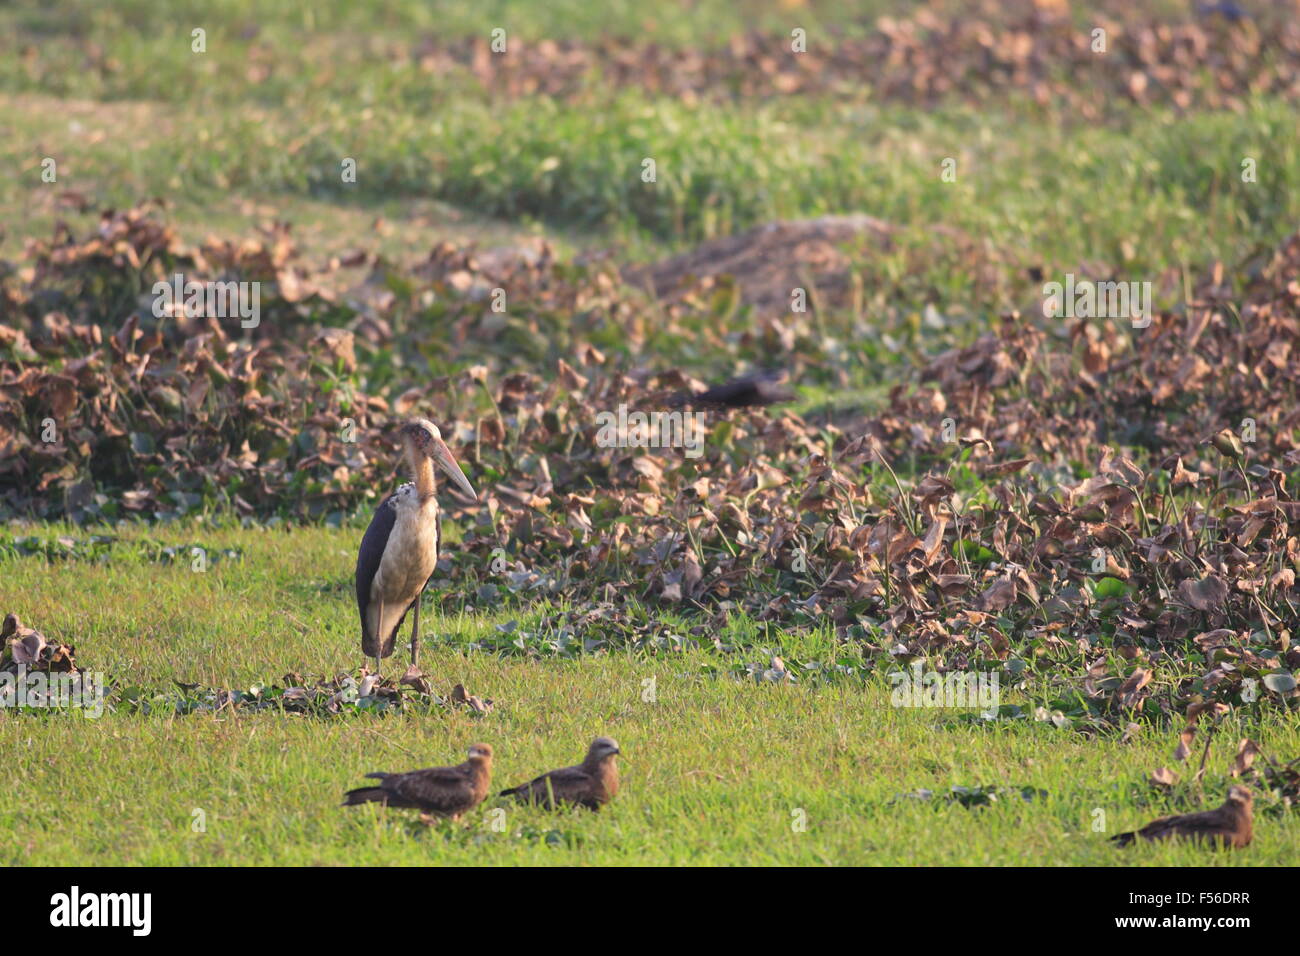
[44,643,77,673]
[9,630,45,666]
[1178,575,1229,611]
[393,387,424,415]
[1232,739,1260,778]
[920,517,947,564]
[450,683,493,714]
[1116,668,1152,709]
[1,613,77,675]
[2,613,43,661]
[398,665,430,696]
[983,458,1034,478]
[976,577,1016,613]
[1184,700,1230,726]
[1164,455,1200,490]
[1193,629,1238,650]
[312,328,357,372]
[1150,767,1178,788]
[44,377,79,418]
[555,358,588,391]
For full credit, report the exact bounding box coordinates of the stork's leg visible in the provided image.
[373,598,385,678]
[410,596,421,668]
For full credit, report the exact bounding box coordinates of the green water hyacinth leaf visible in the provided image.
[1092,577,1131,599]
[952,540,995,564]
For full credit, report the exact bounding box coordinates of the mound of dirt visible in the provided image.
[625,215,894,316]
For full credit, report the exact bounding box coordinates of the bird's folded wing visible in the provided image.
[356,494,398,630]
[390,767,473,809]
[1137,814,1179,836]
[520,766,594,800]
[1142,809,1228,839]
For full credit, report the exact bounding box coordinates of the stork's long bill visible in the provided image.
[429,434,476,498]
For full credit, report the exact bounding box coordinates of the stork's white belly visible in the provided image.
[368,492,439,647]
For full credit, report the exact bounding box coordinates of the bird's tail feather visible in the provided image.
[343,786,388,806]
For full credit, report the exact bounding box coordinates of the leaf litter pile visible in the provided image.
[406,2,1299,116]
[2,202,1299,752]
[1,613,77,677]
[124,671,494,719]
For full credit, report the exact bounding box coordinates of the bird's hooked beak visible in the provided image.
[428,434,476,498]
[594,738,622,759]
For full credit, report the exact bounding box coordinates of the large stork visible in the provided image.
[355,419,475,674]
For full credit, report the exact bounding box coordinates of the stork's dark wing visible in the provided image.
[502,765,598,807]
[355,493,397,644]
[386,764,477,814]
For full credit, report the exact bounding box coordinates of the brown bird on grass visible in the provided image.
[669,369,793,410]
[343,743,493,822]
[499,737,621,810]
[1111,785,1253,849]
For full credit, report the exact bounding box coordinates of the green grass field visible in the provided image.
[4,0,1300,867]
[2,525,1297,865]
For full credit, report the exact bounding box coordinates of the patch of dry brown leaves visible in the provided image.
[3,204,1299,728]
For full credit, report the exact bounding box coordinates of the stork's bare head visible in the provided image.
[399,419,475,497]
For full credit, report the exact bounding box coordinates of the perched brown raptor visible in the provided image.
[343,743,493,822]
[500,737,621,810]
[1111,785,1253,849]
